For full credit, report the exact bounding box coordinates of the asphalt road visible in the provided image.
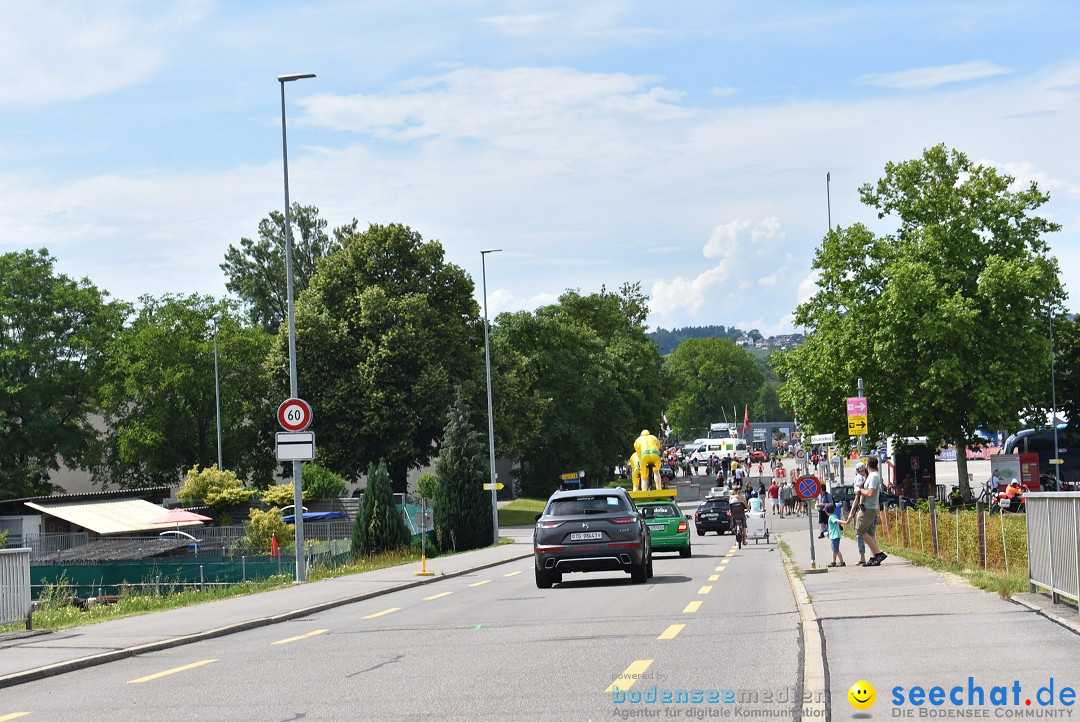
[0,513,801,721]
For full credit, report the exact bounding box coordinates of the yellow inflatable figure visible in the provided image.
[635,429,662,491]
[629,452,642,491]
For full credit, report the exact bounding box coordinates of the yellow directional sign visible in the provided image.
[483,483,505,490]
[848,416,868,436]
[560,472,582,481]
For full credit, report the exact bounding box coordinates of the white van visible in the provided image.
[691,438,747,463]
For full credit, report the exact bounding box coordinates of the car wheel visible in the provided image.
[679,543,692,558]
[630,557,648,584]
[551,571,563,585]
[535,565,553,589]
[696,528,705,536]
[646,556,654,578]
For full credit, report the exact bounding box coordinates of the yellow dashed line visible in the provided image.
[683,601,702,613]
[605,659,654,693]
[708,574,720,581]
[468,579,492,587]
[658,624,685,640]
[424,591,453,601]
[272,628,329,645]
[714,566,726,572]
[720,559,730,565]
[128,659,217,684]
[698,585,713,595]
[502,570,523,577]
[362,607,400,619]
[0,713,31,721]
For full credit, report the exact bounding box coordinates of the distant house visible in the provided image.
[0,486,177,540]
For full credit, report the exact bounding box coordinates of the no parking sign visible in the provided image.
[795,475,821,499]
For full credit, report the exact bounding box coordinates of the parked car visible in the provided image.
[638,500,691,558]
[693,497,731,536]
[830,484,915,512]
[533,488,652,588]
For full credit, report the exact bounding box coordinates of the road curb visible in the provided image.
[778,535,828,721]
[0,550,533,690]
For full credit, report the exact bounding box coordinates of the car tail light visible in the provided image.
[694,513,700,520]
[535,545,566,553]
[537,522,562,528]
[677,521,688,533]
[611,518,636,524]
[608,542,640,549]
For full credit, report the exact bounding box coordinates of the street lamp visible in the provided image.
[278,72,315,582]
[1050,310,1061,488]
[213,314,223,471]
[481,249,502,547]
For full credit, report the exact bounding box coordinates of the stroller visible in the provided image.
[743,510,770,545]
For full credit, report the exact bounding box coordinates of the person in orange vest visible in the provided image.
[634,429,662,491]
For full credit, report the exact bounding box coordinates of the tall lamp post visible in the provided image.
[278,72,315,581]
[481,249,502,547]
[213,314,223,471]
[1050,309,1061,488]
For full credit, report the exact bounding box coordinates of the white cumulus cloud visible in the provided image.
[858,61,1014,91]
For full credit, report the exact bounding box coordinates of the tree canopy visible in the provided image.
[776,144,1063,498]
[280,223,482,491]
[663,337,764,439]
[0,249,121,499]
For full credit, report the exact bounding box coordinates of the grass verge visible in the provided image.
[872,538,1027,599]
[776,535,804,581]
[497,497,546,526]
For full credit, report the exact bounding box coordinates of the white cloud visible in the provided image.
[858,61,1014,90]
[487,288,559,317]
[710,86,738,98]
[797,271,821,305]
[650,266,730,316]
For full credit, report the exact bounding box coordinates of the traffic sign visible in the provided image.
[795,449,805,460]
[847,416,868,435]
[810,433,836,445]
[560,471,584,481]
[795,475,821,500]
[846,396,868,416]
[1050,458,1064,465]
[276,431,315,461]
[483,483,505,490]
[278,398,313,432]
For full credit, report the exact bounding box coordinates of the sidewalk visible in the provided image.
[0,529,534,689]
[778,520,1080,717]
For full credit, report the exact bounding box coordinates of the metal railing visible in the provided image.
[1026,492,1080,610]
[1,548,32,628]
[6,532,89,560]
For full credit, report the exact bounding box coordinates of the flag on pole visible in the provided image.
[742,405,751,434]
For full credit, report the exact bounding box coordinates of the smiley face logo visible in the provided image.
[848,680,876,710]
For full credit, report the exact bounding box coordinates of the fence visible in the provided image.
[874,503,1028,580]
[1,548,32,628]
[5,532,89,560]
[1026,492,1080,609]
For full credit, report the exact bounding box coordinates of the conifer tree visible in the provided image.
[433,388,494,552]
[352,459,410,556]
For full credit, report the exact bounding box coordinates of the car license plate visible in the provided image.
[570,532,602,541]
[649,524,665,532]
[705,513,718,519]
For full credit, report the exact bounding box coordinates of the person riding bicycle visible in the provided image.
[728,491,748,545]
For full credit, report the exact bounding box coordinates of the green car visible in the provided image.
[638,500,692,558]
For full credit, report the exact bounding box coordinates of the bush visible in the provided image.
[178,465,256,510]
[0,529,8,549]
[352,460,411,556]
[261,483,308,507]
[235,508,294,556]
[302,464,347,499]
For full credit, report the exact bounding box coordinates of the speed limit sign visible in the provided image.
[278,398,313,432]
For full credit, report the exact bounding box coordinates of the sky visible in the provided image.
[2,1,1079,335]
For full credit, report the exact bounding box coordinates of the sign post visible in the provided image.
[277,397,312,582]
[796,475,823,571]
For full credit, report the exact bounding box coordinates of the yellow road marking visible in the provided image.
[362,607,400,619]
[720,559,730,565]
[683,600,702,613]
[272,628,329,645]
[657,624,685,640]
[714,566,726,572]
[468,579,492,587]
[502,570,523,577]
[698,585,713,595]
[128,659,217,684]
[424,591,453,601]
[708,574,720,581]
[0,713,31,721]
[605,659,654,693]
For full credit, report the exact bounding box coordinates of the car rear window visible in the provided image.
[547,496,627,515]
[700,500,729,511]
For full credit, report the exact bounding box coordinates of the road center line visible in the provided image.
[362,607,400,619]
[272,628,329,645]
[502,570,523,577]
[128,659,217,684]
[0,713,31,721]
[697,585,713,595]
[720,559,730,565]
[714,566,726,572]
[423,591,454,600]
[708,574,720,581]
[683,601,702,613]
[657,624,685,640]
[468,579,492,587]
[605,659,654,693]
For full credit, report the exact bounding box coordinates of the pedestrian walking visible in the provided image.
[768,479,781,518]
[827,503,845,567]
[856,457,887,566]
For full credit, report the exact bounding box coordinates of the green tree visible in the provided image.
[94,295,277,489]
[432,388,493,552]
[777,145,1062,499]
[221,204,355,333]
[301,464,346,499]
[262,483,307,507]
[663,337,764,438]
[277,223,482,492]
[236,508,294,556]
[352,460,411,556]
[1057,314,1080,428]
[0,249,121,500]
[416,472,439,501]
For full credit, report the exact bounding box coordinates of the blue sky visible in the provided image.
[2,1,1079,334]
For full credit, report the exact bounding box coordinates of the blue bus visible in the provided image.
[1002,426,1080,489]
